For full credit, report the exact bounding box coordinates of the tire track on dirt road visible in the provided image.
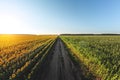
[33,38,86,80]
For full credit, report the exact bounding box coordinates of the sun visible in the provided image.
[0,15,22,34]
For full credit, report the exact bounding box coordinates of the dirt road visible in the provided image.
[33,38,86,80]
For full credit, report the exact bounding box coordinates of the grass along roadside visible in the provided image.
[61,38,97,80]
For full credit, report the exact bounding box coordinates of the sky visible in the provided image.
[0,0,120,34]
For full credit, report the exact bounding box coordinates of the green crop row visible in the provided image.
[61,36,120,80]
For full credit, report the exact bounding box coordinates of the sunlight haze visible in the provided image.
[0,0,120,34]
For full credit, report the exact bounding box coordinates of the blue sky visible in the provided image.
[0,0,120,34]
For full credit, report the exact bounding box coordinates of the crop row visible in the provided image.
[61,36,120,80]
[0,35,57,80]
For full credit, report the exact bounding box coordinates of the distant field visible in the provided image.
[0,34,56,49]
[61,36,120,80]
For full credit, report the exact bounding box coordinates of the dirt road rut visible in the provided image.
[33,38,85,80]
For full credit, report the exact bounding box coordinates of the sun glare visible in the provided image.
[0,15,22,34]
